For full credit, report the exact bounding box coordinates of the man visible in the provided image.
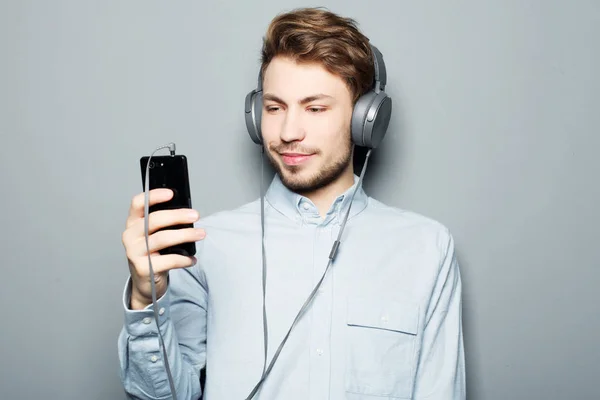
[118,7,465,400]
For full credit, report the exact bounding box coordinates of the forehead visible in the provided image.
[262,56,350,100]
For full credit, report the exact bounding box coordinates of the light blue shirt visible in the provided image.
[118,174,466,399]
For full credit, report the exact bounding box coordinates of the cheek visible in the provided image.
[260,113,281,142]
[308,114,349,146]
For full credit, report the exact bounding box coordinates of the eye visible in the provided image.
[265,106,281,113]
[307,107,326,113]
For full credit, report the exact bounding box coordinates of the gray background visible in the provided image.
[1,0,598,399]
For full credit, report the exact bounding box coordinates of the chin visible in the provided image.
[280,164,347,194]
[279,167,316,191]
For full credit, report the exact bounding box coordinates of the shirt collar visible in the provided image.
[265,173,368,225]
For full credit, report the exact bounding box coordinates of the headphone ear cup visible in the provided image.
[364,93,392,149]
[244,90,263,145]
[351,91,392,148]
[351,91,377,147]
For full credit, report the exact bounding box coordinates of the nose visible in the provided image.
[280,110,305,143]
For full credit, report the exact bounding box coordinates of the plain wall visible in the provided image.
[1,1,598,399]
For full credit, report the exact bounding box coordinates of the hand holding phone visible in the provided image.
[120,154,205,310]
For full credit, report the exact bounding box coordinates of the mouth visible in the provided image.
[279,152,315,166]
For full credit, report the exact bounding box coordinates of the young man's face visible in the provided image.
[260,56,354,194]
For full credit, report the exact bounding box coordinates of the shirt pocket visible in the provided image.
[344,296,420,399]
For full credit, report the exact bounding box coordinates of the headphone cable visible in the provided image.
[143,143,179,400]
[260,146,269,378]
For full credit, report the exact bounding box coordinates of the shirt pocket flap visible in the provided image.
[346,296,419,335]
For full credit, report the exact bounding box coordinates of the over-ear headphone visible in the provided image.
[244,44,392,149]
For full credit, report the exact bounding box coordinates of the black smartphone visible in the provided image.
[140,154,196,257]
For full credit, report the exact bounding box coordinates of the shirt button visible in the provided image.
[142,317,152,324]
[381,315,389,324]
[302,203,310,210]
[158,307,165,316]
[150,355,158,363]
[316,348,324,356]
[318,287,325,294]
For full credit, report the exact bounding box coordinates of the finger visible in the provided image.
[127,189,174,224]
[129,227,205,258]
[133,254,197,277]
[127,208,200,238]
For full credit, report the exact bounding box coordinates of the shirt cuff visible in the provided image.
[122,276,171,337]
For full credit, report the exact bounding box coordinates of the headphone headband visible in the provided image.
[370,45,387,92]
[257,69,263,91]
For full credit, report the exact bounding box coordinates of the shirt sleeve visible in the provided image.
[117,263,208,400]
[413,231,466,399]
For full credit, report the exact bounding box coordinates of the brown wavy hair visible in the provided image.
[260,7,374,103]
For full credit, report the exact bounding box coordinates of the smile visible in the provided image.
[280,153,314,166]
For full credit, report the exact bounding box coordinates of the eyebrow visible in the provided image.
[262,93,334,105]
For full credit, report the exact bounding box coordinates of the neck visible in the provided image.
[301,165,355,218]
